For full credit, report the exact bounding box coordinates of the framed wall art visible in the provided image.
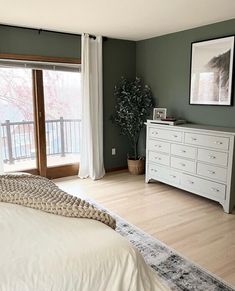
[189,36,234,106]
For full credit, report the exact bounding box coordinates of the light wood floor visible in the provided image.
[55,171,235,287]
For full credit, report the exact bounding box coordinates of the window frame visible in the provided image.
[0,53,81,179]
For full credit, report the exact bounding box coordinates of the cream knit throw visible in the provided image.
[0,174,116,229]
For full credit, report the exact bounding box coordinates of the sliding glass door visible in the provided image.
[43,70,81,168]
[0,67,37,173]
[0,57,81,178]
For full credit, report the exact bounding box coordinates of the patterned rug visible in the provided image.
[90,199,234,291]
[115,215,234,291]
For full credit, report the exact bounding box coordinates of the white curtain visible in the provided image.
[0,134,4,174]
[78,33,105,180]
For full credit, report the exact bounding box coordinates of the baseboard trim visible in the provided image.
[106,166,128,173]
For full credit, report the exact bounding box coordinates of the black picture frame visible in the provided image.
[189,35,235,106]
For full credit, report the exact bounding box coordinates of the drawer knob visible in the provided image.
[211,187,219,192]
[180,163,186,167]
[155,145,162,148]
[188,180,194,184]
[208,155,216,159]
[181,150,186,153]
[151,169,157,172]
[207,170,215,175]
[214,141,223,145]
[191,137,197,141]
[173,135,178,138]
[170,175,176,178]
[154,157,162,160]
[154,131,158,135]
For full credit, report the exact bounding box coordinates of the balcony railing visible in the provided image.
[1,118,81,164]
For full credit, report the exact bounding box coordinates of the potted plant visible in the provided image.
[111,77,154,174]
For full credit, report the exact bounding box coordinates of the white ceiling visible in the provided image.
[0,0,235,41]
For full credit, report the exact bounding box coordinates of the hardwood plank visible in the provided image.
[55,171,235,287]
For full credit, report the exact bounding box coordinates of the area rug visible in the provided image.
[116,217,234,291]
[89,199,234,291]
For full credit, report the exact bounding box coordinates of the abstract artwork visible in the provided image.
[190,36,234,105]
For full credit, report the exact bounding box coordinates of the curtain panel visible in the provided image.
[0,131,4,174]
[78,34,105,180]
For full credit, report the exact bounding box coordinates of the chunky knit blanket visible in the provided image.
[0,174,116,229]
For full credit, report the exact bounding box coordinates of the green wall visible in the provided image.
[0,26,81,58]
[136,19,235,128]
[2,19,234,169]
[0,25,135,170]
[103,39,136,169]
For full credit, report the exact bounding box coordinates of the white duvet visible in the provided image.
[0,202,169,291]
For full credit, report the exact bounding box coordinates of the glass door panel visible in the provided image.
[0,68,37,172]
[43,70,81,168]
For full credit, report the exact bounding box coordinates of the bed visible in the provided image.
[0,177,169,291]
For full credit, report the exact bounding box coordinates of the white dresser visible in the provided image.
[145,120,235,213]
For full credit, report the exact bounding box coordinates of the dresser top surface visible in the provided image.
[146,120,235,135]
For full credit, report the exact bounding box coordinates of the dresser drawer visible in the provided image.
[181,174,226,200]
[148,139,170,154]
[149,127,182,142]
[197,148,228,167]
[148,163,160,180]
[171,144,196,160]
[148,163,180,184]
[197,163,227,182]
[171,156,195,173]
[149,151,170,166]
[185,132,229,150]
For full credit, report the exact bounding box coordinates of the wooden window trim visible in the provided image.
[33,69,80,179]
[0,53,81,64]
[33,70,47,177]
[46,164,79,179]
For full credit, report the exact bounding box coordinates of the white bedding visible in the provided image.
[0,202,169,291]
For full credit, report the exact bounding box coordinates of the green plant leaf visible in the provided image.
[111,77,154,159]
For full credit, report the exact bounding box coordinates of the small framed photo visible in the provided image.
[153,108,167,120]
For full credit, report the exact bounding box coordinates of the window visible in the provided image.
[0,67,36,172]
[43,70,81,167]
[0,55,81,178]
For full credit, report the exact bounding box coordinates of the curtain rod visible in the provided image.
[0,24,108,40]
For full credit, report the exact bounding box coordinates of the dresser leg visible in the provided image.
[222,203,231,214]
[145,175,150,183]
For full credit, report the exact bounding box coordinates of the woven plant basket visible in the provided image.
[127,159,145,175]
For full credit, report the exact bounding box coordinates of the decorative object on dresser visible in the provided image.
[145,120,235,213]
[189,36,234,106]
[111,77,154,175]
[153,109,186,125]
[151,119,186,126]
[153,108,167,120]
